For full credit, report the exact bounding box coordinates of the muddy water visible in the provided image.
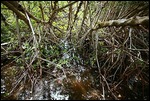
[2,40,148,100]
[1,61,102,100]
[1,62,24,100]
[1,61,149,100]
[1,41,102,100]
[64,69,101,100]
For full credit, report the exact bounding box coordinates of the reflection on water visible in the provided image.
[50,83,69,100]
[1,40,149,100]
[1,61,149,100]
[1,61,100,100]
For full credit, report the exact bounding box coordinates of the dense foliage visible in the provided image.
[1,1,149,100]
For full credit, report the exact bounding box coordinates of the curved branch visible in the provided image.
[54,1,77,12]
[1,1,29,26]
[9,1,43,23]
[96,16,149,29]
[79,16,149,43]
[2,1,47,25]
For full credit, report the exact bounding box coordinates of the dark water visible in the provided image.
[1,61,102,100]
[1,41,103,100]
[1,61,149,100]
[1,41,149,100]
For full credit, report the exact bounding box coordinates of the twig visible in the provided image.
[101,74,118,100]
[9,70,28,95]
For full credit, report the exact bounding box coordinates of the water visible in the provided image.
[1,60,101,100]
[1,41,149,100]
